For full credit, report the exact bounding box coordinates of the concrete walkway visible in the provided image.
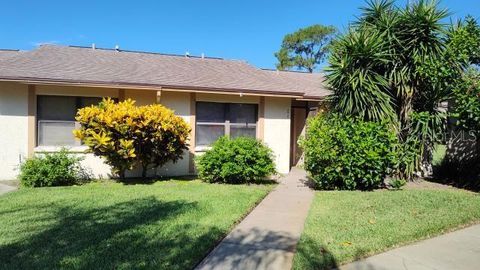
[340,224,480,270]
[0,183,17,196]
[196,167,314,270]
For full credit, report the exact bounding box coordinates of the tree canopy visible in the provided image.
[326,0,480,178]
[452,69,480,135]
[275,24,336,72]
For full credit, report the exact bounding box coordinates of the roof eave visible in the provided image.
[0,76,307,99]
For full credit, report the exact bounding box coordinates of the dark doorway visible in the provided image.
[290,104,308,167]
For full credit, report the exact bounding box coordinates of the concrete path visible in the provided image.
[340,224,480,270]
[0,183,17,196]
[196,167,314,270]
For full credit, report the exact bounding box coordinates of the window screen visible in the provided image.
[37,96,77,121]
[196,102,257,147]
[197,102,226,123]
[229,104,256,124]
[37,95,102,146]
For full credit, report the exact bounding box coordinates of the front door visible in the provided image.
[290,107,307,167]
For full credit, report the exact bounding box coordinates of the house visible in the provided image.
[0,45,330,180]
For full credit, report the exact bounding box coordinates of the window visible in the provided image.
[196,102,257,147]
[37,95,102,146]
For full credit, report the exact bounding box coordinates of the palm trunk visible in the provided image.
[399,87,413,141]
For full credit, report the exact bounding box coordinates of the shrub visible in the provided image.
[74,98,190,178]
[451,69,480,134]
[19,149,88,187]
[390,179,407,190]
[301,114,399,190]
[196,136,276,184]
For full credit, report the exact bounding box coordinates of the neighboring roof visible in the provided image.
[0,45,330,99]
[0,49,24,61]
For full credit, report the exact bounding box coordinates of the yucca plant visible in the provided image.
[327,0,465,179]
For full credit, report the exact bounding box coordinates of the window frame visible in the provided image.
[195,101,258,149]
[36,95,104,147]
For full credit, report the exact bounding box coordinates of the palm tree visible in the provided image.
[326,0,460,179]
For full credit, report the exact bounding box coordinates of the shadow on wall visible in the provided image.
[0,197,224,270]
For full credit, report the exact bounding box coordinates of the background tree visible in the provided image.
[451,69,480,135]
[326,0,478,179]
[275,24,336,72]
[448,16,480,67]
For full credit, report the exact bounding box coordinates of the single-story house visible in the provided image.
[0,45,329,180]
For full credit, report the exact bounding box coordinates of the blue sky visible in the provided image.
[2,0,479,69]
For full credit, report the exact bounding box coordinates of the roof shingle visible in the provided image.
[0,45,330,98]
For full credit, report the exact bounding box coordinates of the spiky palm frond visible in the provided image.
[357,0,396,27]
[326,27,396,122]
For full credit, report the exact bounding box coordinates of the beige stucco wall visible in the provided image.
[125,89,156,106]
[0,83,293,179]
[155,91,191,176]
[35,85,119,98]
[0,82,29,180]
[196,92,260,104]
[264,97,291,174]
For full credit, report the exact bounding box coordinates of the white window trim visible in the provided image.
[37,120,82,147]
[34,145,89,153]
[194,145,212,152]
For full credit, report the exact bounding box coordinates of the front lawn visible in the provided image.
[0,180,273,269]
[293,189,480,269]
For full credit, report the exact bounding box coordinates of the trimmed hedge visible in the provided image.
[301,114,399,190]
[196,136,276,184]
[19,149,89,187]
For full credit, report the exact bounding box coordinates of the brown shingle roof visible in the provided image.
[261,69,329,99]
[0,45,330,98]
[0,49,24,61]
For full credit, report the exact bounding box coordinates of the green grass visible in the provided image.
[293,189,480,269]
[0,180,273,270]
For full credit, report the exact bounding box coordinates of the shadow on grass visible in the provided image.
[117,177,278,186]
[293,236,338,270]
[430,158,480,192]
[295,238,383,270]
[117,175,198,185]
[0,197,224,270]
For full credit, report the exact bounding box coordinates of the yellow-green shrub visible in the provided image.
[74,98,190,178]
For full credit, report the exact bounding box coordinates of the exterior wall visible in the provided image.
[155,91,191,176]
[0,83,293,179]
[264,97,291,174]
[124,89,156,105]
[0,82,29,180]
[195,93,260,104]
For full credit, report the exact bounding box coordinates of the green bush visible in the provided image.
[196,136,276,184]
[19,149,89,187]
[390,179,407,190]
[301,114,399,190]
